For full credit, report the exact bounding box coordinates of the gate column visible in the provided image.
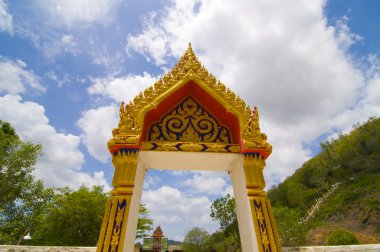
[97,101,143,252]
[241,107,282,252]
[97,149,139,252]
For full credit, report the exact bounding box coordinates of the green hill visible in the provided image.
[268,117,380,246]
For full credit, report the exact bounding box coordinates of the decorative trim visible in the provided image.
[113,148,140,156]
[244,154,266,191]
[112,150,139,192]
[108,44,272,154]
[242,107,272,152]
[96,197,131,252]
[141,141,240,153]
[110,199,127,252]
[251,198,282,252]
[96,198,113,252]
[148,96,232,143]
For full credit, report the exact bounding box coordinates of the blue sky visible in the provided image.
[1,0,380,241]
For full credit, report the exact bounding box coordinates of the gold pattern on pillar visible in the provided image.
[97,150,139,252]
[243,153,282,252]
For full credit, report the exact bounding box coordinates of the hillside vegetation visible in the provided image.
[268,117,380,246]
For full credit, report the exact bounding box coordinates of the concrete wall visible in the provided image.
[0,246,95,252]
[1,244,380,252]
[283,244,380,252]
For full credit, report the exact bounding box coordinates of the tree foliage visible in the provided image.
[0,120,43,207]
[210,194,240,250]
[30,186,108,246]
[0,121,52,245]
[29,186,153,246]
[272,207,307,246]
[183,227,210,252]
[136,204,154,239]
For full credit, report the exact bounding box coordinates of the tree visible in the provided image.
[136,204,154,239]
[0,120,42,207]
[183,227,210,252]
[210,194,240,250]
[30,186,108,246]
[30,185,153,246]
[0,121,52,245]
[272,207,307,246]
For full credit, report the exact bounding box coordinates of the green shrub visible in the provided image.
[327,228,359,245]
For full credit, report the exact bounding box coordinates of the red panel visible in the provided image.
[140,80,241,144]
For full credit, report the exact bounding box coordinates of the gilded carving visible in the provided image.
[109,44,272,150]
[251,198,282,252]
[242,107,272,152]
[148,97,231,144]
[141,141,240,153]
[244,154,266,191]
[179,143,204,152]
[110,203,126,252]
[112,150,139,189]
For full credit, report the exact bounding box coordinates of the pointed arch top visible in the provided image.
[108,44,271,157]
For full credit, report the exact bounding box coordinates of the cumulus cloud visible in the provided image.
[143,175,162,189]
[0,94,110,190]
[142,186,218,241]
[184,171,228,195]
[77,73,159,162]
[126,0,379,184]
[77,105,119,163]
[35,0,120,29]
[88,73,158,102]
[0,58,46,95]
[335,16,362,50]
[0,0,12,34]
[8,0,121,61]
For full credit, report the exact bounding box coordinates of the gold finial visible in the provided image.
[242,106,271,152]
[246,106,261,137]
[252,106,260,131]
[118,102,140,134]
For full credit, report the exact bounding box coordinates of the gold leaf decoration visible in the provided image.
[110,43,270,152]
[147,97,231,144]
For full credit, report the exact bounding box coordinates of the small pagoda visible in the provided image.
[143,225,168,252]
[152,226,164,252]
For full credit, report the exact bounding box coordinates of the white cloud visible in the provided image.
[88,73,158,103]
[77,105,119,163]
[125,0,379,185]
[89,44,124,74]
[44,71,72,88]
[142,186,218,241]
[0,0,12,34]
[0,94,110,190]
[79,73,158,162]
[143,175,162,189]
[36,0,120,29]
[335,16,362,50]
[0,58,46,95]
[8,1,121,61]
[184,171,228,195]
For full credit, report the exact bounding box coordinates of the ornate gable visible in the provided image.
[148,97,232,143]
[108,44,271,156]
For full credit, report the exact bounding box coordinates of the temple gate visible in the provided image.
[96,44,282,252]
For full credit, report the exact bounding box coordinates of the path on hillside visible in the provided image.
[299,182,341,223]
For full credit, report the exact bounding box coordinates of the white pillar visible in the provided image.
[122,155,147,252]
[229,156,260,252]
